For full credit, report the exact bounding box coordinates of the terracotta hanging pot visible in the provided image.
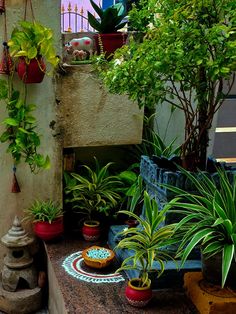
[82,220,101,241]
[17,57,46,84]
[125,278,152,307]
[0,0,5,14]
[33,217,64,241]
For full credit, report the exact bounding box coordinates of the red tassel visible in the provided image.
[0,0,5,14]
[0,42,13,75]
[11,173,21,193]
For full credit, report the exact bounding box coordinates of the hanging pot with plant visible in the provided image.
[8,20,59,84]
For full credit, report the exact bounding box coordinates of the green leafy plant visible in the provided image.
[166,168,236,288]
[64,158,123,221]
[99,0,236,170]
[24,200,63,224]
[88,0,126,33]
[0,79,50,172]
[8,20,59,70]
[115,191,176,287]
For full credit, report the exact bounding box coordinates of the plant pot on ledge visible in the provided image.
[34,217,64,241]
[94,33,128,58]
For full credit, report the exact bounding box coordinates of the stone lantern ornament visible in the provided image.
[0,216,42,314]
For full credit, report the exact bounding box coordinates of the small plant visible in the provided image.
[88,0,126,33]
[24,200,63,224]
[0,79,50,172]
[166,168,236,288]
[115,191,176,287]
[8,20,59,71]
[64,158,123,221]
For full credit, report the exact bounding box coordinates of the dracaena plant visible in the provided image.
[115,191,176,287]
[166,168,236,288]
[8,20,59,71]
[0,79,50,172]
[88,0,126,33]
[64,158,123,221]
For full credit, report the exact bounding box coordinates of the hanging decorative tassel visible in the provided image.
[0,42,13,75]
[0,10,13,75]
[11,166,21,193]
[0,0,5,14]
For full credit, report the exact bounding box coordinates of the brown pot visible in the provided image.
[202,252,236,288]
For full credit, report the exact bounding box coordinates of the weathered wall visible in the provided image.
[0,0,62,263]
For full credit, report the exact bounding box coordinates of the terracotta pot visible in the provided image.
[125,278,152,307]
[202,252,236,289]
[82,220,101,242]
[94,33,127,58]
[17,57,46,84]
[125,219,139,228]
[82,246,115,269]
[33,218,64,241]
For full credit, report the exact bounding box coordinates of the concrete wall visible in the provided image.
[0,0,62,263]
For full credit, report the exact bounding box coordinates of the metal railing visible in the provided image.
[61,2,95,33]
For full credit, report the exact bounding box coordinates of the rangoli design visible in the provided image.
[62,251,125,283]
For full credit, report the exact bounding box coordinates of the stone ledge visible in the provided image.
[184,272,236,314]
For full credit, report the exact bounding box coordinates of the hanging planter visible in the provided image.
[17,57,46,84]
[8,3,59,84]
[0,0,5,14]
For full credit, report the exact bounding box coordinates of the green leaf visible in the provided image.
[222,244,234,288]
[3,118,19,126]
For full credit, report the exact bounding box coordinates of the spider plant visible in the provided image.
[166,168,236,288]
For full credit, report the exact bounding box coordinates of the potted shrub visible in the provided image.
[115,191,176,307]
[99,0,236,171]
[8,20,59,83]
[24,200,64,241]
[166,168,236,289]
[88,0,127,57]
[64,158,123,241]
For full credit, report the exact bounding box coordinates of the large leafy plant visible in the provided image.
[8,20,59,70]
[24,200,63,224]
[0,79,50,172]
[88,0,126,33]
[116,191,176,287]
[64,159,123,221]
[100,0,236,170]
[166,168,236,288]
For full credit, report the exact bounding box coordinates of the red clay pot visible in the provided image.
[17,57,46,84]
[82,220,101,242]
[125,278,152,307]
[94,33,127,58]
[33,218,64,241]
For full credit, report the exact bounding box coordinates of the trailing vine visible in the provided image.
[0,78,50,173]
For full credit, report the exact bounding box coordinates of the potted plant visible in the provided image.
[99,0,236,171]
[24,200,64,241]
[166,168,236,288]
[8,20,59,83]
[88,0,127,57]
[115,191,176,307]
[64,158,123,241]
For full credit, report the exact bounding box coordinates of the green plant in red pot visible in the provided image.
[64,158,123,241]
[88,0,127,58]
[115,191,176,307]
[24,200,64,241]
[8,20,59,83]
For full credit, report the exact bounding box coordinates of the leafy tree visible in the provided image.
[100,0,236,170]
